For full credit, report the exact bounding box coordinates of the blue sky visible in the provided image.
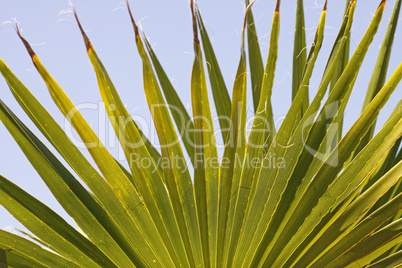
[0,0,401,233]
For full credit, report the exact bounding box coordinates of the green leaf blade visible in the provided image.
[196,10,232,143]
[216,7,249,267]
[0,229,79,268]
[144,37,195,165]
[129,5,203,266]
[0,175,112,268]
[292,0,307,116]
[355,0,402,156]
[190,3,220,266]
[245,0,265,112]
[0,99,149,267]
[225,2,281,266]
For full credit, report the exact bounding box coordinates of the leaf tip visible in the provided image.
[126,0,140,39]
[73,10,92,51]
[190,0,200,45]
[243,0,256,31]
[324,0,328,11]
[275,0,281,12]
[14,24,36,59]
[376,0,386,13]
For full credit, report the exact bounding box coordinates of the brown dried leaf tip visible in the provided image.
[126,0,140,38]
[73,9,92,51]
[14,24,36,58]
[275,0,281,12]
[324,0,328,11]
[190,0,199,45]
[375,0,387,13]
